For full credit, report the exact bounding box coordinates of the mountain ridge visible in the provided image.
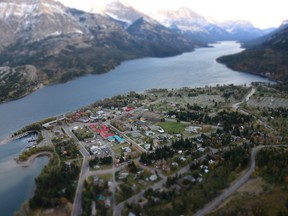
[151,7,270,42]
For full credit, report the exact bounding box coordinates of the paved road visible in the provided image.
[63,126,90,216]
[232,88,274,131]
[232,88,255,111]
[194,145,288,216]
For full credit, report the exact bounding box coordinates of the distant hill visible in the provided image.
[217,21,288,82]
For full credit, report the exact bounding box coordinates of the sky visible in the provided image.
[57,0,288,29]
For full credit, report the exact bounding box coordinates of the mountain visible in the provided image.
[126,17,198,56]
[0,0,85,48]
[90,1,199,53]
[217,22,288,82]
[90,0,143,27]
[152,7,268,42]
[152,7,229,42]
[220,20,266,41]
[0,0,142,82]
[0,0,199,102]
[92,2,266,43]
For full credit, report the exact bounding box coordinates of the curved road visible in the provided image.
[194,144,288,216]
[232,88,255,110]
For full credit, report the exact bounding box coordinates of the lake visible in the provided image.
[0,41,272,215]
[0,136,49,216]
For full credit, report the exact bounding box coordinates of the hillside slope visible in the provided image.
[217,23,288,82]
[0,0,198,102]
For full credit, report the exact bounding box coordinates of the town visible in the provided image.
[15,84,288,216]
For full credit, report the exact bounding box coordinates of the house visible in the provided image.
[209,159,215,164]
[200,165,209,173]
[158,127,165,133]
[119,172,129,180]
[108,136,115,142]
[122,147,131,153]
[77,117,89,123]
[125,107,135,112]
[197,147,205,153]
[90,146,99,155]
[131,132,141,138]
[149,174,158,181]
[172,162,179,167]
[90,115,99,121]
[93,176,99,184]
[145,130,155,136]
[186,126,201,133]
[196,137,203,143]
[105,198,111,207]
[144,144,151,151]
[97,110,104,116]
[114,135,125,143]
[179,156,187,162]
[184,175,196,183]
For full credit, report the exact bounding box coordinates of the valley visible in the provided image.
[0,0,272,103]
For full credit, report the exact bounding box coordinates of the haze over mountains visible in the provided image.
[0,0,286,102]
[94,1,271,42]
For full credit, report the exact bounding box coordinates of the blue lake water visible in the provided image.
[0,136,48,216]
[0,41,271,140]
[0,41,272,215]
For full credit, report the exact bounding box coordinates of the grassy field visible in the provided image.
[157,121,187,134]
[98,173,113,182]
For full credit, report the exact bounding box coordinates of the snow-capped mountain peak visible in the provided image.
[90,0,146,27]
[0,0,66,20]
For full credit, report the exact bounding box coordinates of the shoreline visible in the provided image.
[15,151,53,167]
[0,83,45,105]
[216,59,280,84]
[0,46,197,106]
[0,41,224,106]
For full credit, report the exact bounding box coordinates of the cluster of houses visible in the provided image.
[89,124,124,143]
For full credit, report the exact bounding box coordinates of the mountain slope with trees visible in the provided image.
[217,22,288,82]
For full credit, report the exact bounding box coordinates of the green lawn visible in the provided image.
[157,121,187,134]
